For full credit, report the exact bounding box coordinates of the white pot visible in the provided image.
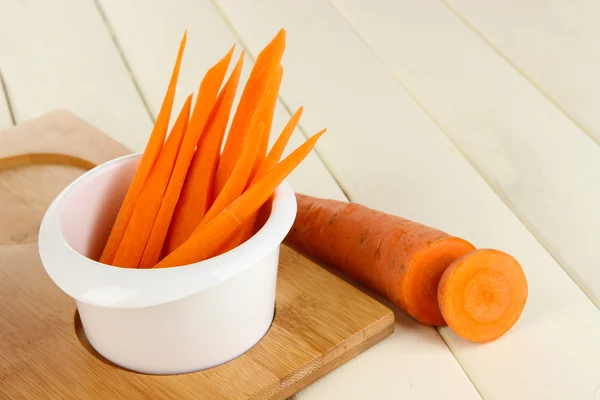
[38,153,297,375]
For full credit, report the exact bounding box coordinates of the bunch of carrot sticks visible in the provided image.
[99,29,324,269]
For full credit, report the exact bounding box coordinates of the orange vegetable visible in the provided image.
[249,65,284,183]
[137,47,234,269]
[193,121,265,234]
[155,128,326,269]
[438,249,528,342]
[221,106,303,252]
[112,95,192,268]
[99,33,186,265]
[285,194,476,326]
[163,52,245,256]
[214,29,286,196]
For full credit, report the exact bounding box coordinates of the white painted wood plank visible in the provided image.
[331,0,600,313]
[97,0,345,202]
[0,0,152,151]
[99,1,479,399]
[0,74,12,129]
[446,0,600,144]
[214,0,600,398]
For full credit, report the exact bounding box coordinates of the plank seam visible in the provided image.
[209,0,352,202]
[0,68,16,125]
[441,0,600,147]
[91,0,156,124]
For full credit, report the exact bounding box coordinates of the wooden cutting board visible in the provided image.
[0,110,394,400]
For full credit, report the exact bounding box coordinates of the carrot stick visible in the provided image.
[192,121,266,233]
[220,106,303,252]
[438,249,528,342]
[112,95,192,268]
[99,32,186,265]
[285,194,476,326]
[154,128,326,269]
[249,65,284,183]
[214,29,286,196]
[163,52,245,256]
[253,106,303,184]
[137,47,234,269]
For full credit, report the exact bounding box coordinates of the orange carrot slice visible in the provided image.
[193,120,266,233]
[100,32,186,265]
[249,65,284,182]
[220,106,303,252]
[214,29,286,196]
[163,52,245,256]
[438,249,528,342]
[253,106,302,184]
[137,47,234,269]
[155,128,326,268]
[112,95,192,268]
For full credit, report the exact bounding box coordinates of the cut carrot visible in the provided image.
[438,249,528,342]
[221,106,303,252]
[214,29,286,196]
[249,65,284,183]
[285,194,476,326]
[112,95,192,268]
[155,128,326,269]
[253,106,303,184]
[99,32,186,265]
[137,47,234,269]
[163,52,245,256]
[193,121,266,233]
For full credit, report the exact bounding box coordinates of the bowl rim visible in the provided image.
[38,153,297,309]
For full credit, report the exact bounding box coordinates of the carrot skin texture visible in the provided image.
[285,194,476,326]
[155,129,325,268]
[138,47,234,269]
[100,33,186,265]
[163,52,245,256]
[112,95,192,268]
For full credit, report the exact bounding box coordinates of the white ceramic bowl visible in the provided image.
[38,153,297,375]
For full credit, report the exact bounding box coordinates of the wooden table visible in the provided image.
[1,0,599,398]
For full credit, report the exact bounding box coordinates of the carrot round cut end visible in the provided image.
[403,237,476,326]
[438,249,528,343]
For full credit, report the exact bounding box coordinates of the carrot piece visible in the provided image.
[285,194,476,326]
[99,32,187,265]
[137,47,234,269]
[438,249,528,342]
[249,65,284,182]
[112,95,193,268]
[214,29,286,196]
[220,106,303,252]
[193,121,266,233]
[154,128,326,269]
[253,106,302,184]
[163,52,245,256]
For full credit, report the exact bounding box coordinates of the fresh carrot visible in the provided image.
[112,95,192,268]
[252,106,303,185]
[438,249,528,342]
[214,29,286,196]
[154,128,326,269]
[163,52,245,256]
[99,32,186,265]
[137,47,234,269]
[249,65,284,182]
[193,121,266,233]
[220,106,303,252]
[285,194,476,326]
